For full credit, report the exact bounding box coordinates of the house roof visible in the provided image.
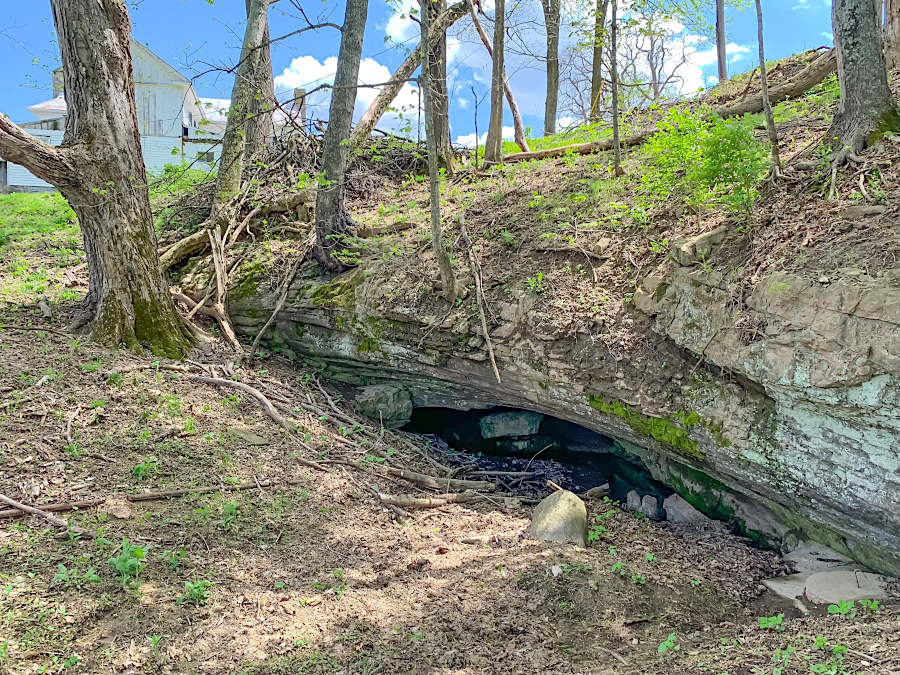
[25,96,68,115]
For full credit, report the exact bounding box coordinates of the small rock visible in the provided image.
[640,494,661,520]
[227,428,270,446]
[671,226,727,266]
[626,490,641,511]
[663,494,709,523]
[551,565,563,577]
[355,384,413,428]
[584,483,610,500]
[818,276,830,284]
[530,489,588,547]
[479,411,543,439]
[804,570,888,604]
[594,238,612,255]
[839,205,886,220]
[103,497,133,520]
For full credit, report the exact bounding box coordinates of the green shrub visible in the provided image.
[641,106,768,216]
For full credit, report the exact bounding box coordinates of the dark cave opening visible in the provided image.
[403,406,676,509]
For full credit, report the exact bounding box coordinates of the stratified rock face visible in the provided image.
[479,411,543,439]
[530,490,588,547]
[226,259,900,576]
[354,384,413,428]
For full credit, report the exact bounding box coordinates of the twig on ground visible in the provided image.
[0,324,70,338]
[599,648,630,666]
[375,466,496,493]
[66,406,82,446]
[0,498,106,519]
[126,479,304,502]
[0,493,94,538]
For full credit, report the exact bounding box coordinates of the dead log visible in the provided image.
[502,48,836,165]
[378,467,496,492]
[126,479,303,502]
[377,491,487,508]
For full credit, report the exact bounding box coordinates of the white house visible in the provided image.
[1,40,229,191]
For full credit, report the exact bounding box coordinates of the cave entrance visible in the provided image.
[403,406,676,510]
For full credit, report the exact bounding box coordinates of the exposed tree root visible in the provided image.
[460,215,501,384]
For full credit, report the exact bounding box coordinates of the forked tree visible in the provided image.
[0,0,191,357]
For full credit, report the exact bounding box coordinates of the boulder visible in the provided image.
[530,490,588,547]
[640,494,661,520]
[626,490,642,511]
[479,411,543,439]
[584,483,610,500]
[804,570,888,605]
[355,384,413,428]
[663,494,709,523]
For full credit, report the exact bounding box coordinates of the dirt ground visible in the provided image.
[1,300,899,675]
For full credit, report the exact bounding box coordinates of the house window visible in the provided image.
[196,151,215,164]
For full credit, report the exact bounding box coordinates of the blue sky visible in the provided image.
[0,0,834,142]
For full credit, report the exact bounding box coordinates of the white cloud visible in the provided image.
[455,125,514,148]
[275,54,420,131]
[706,75,719,86]
[385,0,418,43]
[457,97,470,110]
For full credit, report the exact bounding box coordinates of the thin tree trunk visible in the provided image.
[540,0,561,136]
[755,0,780,173]
[0,0,191,357]
[468,4,530,152]
[885,0,900,70]
[313,0,369,271]
[716,0,728,82]
[243,0,276,165]
[483,0,505,165]
[610,0,624,176]
[830,0,898,155]
[422,0,461,302]
[590,0,610,123]
[346,1,468,152]
[426,0,456,171]
[214,0,273,213]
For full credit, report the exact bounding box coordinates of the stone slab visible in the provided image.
[804,570,889,605]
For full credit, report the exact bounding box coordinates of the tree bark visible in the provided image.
[830,0,898,154]
[422,0,461,302]
[346,1,468,152]
[243,0,276,165]
[590,0,610,123]
[313,0,369,271]
[884,0,900,70]
[468,3,530,152]
[214,0,274,212]
[610,0,624,176]
[0,0,191,357]
[483,0,506,165]
[715,0,728,82]
[426,0,455,171]
[540,0,561,136]
[755,0,780,172]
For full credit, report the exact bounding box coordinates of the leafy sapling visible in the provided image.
[658,633,680,655]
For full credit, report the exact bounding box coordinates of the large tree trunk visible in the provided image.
[0,0,191,357]
[313,0,368,271]
[215,0,273,212]
[540,0,561,136]
[426,0,456,171]
[885,0,900,70]
[468,4,530,152]
[243,0,276,165]
[422,0,460,302]
[347,1,468,152]
[590,0,609,123]
[831,0,898,154]
[483,0,505,165]
[756,0,780,173]
[715,0,728,82]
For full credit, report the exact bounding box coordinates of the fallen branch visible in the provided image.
[126,479,303,502]
[378,466,496,492]
[249,233,314,360]
[0,324,70,338]
[185,375,324,470]
[460,215,501,383]
[0,498,106,519]
[377,491,487,508]
[502,48,837,164]
[0,493,94,538]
